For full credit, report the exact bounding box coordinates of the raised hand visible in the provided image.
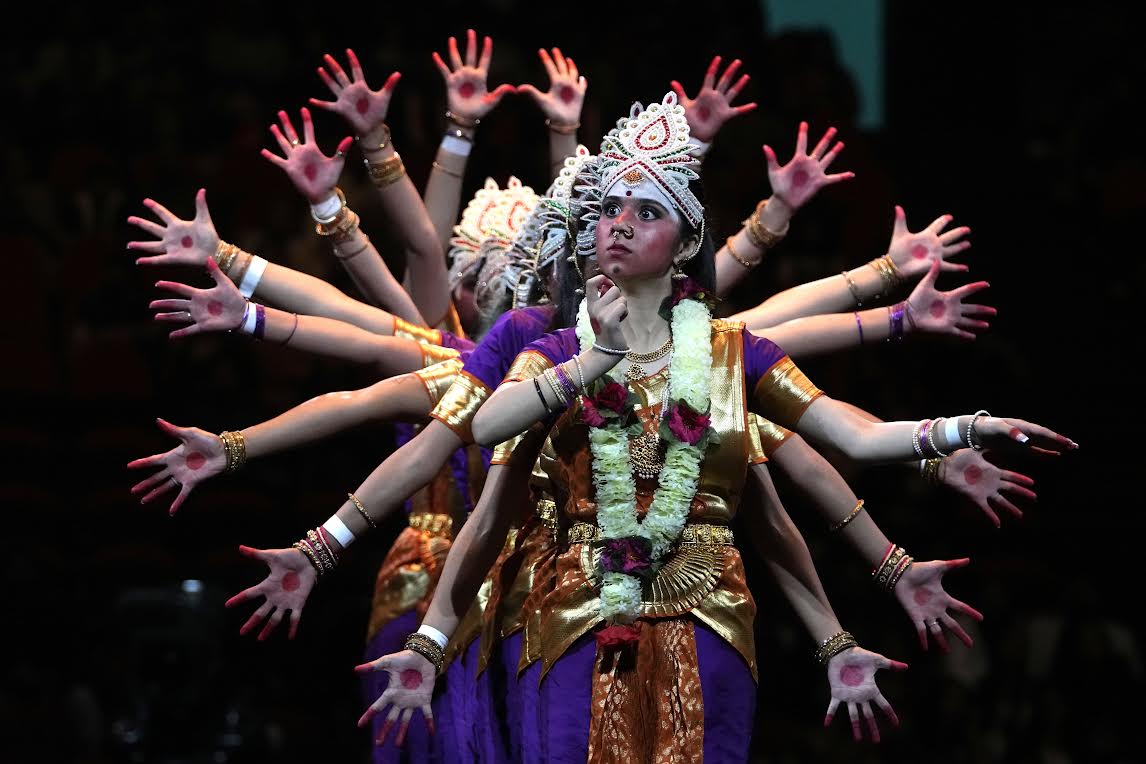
[824,647,907,743]
[128,189,219,267]
[671,55,757,143]
[151,258,248,339]
[940,449,1038,527]
[431,29,515,124]
[894,558,984,652]
[355,650,436,746]
[906,260,996,341]
[517,47,586,128]
[260,107,353,203]
[224,545,316,641]
[585,275,628,351]
[763,121,855,213]
[886,205,972,281]
[127,418,226,514]
[309,48,401,138]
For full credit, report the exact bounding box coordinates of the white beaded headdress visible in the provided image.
[536,145,594,271]
[447,177,539,289]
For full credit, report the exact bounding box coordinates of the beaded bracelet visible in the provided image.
[545,118,580,135]
[292,540,323,576]
[404,632,445,675]
[815,630,858,665]
[726,236,757,269]
[841,271,864,307]
[926,417,951,457]
[911,420,927,459]
[347,492,377,529]
[829,500,865,532]
[968,410,990,450]
[592,342,630,356]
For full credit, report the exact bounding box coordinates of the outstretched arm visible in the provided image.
[310,50,450,326]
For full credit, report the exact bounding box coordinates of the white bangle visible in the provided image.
[417,623,449,649]
[239,256,267,298]
[441,135,472,157]
[322,514,355,549]
[919,459,928,476]
[944,416,962,452]
[310,193,343,222]
[240,302,259,334]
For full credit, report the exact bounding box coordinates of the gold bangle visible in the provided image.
[814,630,858,665]
[829,500,865,532]
[357,123,391,153]
[725,236,758,269]
[215,241,241,274]
[306,530,336,573]
[347,492,376,529]
[292,541,323,577]
[228,251,253,285]
[445,110,479,129]
[315,208,360,240]
[219,431,247,473]
[364,154,406,188]
[544,118,580,135]
[431,160,463,178]
[333,233,371,261]
[887,555,913,590]
[841,270,864,307]
[742,199,786,250]
[404,632,445,675]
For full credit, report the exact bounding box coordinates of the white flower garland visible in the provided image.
[575,296,713,622]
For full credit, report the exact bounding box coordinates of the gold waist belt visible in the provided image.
[408,512,453,538]
[565,521,734,548]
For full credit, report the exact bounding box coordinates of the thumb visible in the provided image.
[920,258,941,288]
[383,71,402,93]
[761,144,780,173]
[893,205,908,237]
[670,80,687,102]
[195,188,213,225]
[485,83,515,105]
[336,136,354,155]
[516,83,543,104]
[156,417,187,439]
[205,256,228,285]
[237,544,270,563]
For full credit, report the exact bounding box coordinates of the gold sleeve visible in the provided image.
[491,432,526,465]
[393,316,444,346]
[429,371,493,444]
[746,414,767,465]
[751,356,824,429]
[420,343,460,369]
[755,416,794,457]
[413,357,464,405]
[503,349,555,383]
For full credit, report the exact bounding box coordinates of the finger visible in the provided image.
[224,585,261,609]
[939,225,971,244]
[431,51,451,79]
[277,110,300,144]
[447,36,463,70]
[716,58,742,91]
[140,475,180,503]
[919,258,942,290]
[142,198,178,224]
[726,74,750,103]
[168,485,191,515]
[703,55,721,89]
[358,689,392,727]
[148,298,190,312]
[874,694,900,727]
[795,120,808,155]
[945,557,971,572]
[893,204,908,237]
[127,453,166,470]
[423,706,435,735]
[566,56,579,81]
[333,136,354,159]
[259,147,287,169]
[354,654,390,674]
[126,215,165,238]
[237,544,272,563]
[810,126,838,160]
[127,241,167,254]
[1001,470,1036,488]
[478,35,493,72]
[376,705,401,746]
[464,28,477,68]
[824,170,855,184]
[940,613,974,648]
[929,620,950,653]
[551,47,568,76]
[205,256,230,285]
[991,494,1024,519]
[762,144,780,173]
[154,279,196,298]
[382,71,401,94]
[979,500,1002,528]
[516,83,543,105]
[538,48,557,80]
[323,53,351,87]
[950,598,985,622]
[861,702,880,743]
[960,304,998,319]
[940,260,971,273]
[316,66,341,96]
[395,708,413,747]
[926,214,953,234]
[913,619,928,650]
[941,240,973,258]
[847,702,861,742]
[257,608,284,641]
[880,658,910,672]
[301,107,315,144]
[670,80,687,103]
[485,83,515,105]
[824,697,840,727]
[306,96,339,113]
[154,311,192,323]
[346,48,364,82]
[956,318,991,333]
[819,141,846,170]
[239,601,273,636]
[288,609,302,640]
[951,280,990,300]
[268,122,292,154]
[131,469,170,495]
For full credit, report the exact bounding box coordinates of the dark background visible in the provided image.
[3,1,1138,761]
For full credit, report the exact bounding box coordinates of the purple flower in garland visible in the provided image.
[665,401,712,446]
[600,536,653,577]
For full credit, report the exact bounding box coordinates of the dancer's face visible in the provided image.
[595,191,693,282]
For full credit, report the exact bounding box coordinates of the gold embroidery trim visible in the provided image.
[753,356,824,429]
[503,349,554,383]
[420,343,460,369]
[393,316,443,346]
[566,521,734,548]
[413,357,463,405]
[428,371,492,444]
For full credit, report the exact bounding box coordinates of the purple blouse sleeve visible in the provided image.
[742,330,824,429]
[460,306,557,390]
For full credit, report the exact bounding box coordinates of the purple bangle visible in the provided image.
[854,312,864,344]
[887,302,905,342]
[253,303,266,340]
[919,419,934,457]
[553,362,579,400]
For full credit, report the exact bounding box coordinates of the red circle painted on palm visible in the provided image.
[791,169,809,187]
[186,452,206,470]
[458,82,475,99]
[913,588,933,605]
[929,299,946,318]
[840,664,865,687]
[559,85,576,104]
[964,464,983,485]
[304,164,318,181]
[400,669,423,689]
[208,300,224,317]
[281,571,301,592]
[697,106,711,122]
[355,96,370,115]
[181,235,194,248]
[911,244,929,259]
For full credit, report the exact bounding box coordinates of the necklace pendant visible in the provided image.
[624,363,645,383]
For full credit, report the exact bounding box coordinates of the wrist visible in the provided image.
[760,195,794,228]
[358,122,391,154]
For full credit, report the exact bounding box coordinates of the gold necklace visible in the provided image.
[628,371,671,479]
[624,335,673,382]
